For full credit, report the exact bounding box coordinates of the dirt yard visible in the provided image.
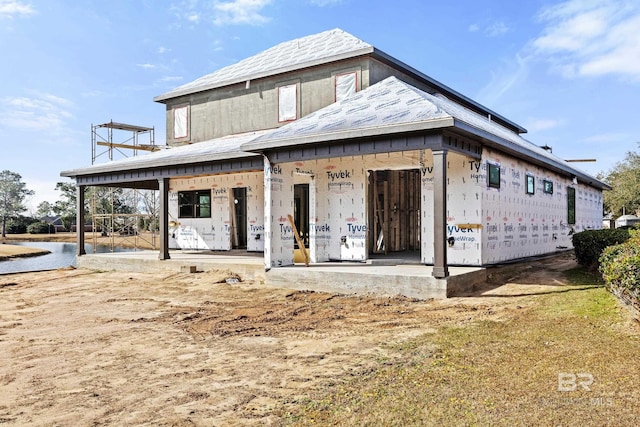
[0,253,637,425]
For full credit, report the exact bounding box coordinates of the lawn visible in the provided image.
[285,269,640,426]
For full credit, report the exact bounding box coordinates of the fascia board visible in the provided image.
[453,119,611,191]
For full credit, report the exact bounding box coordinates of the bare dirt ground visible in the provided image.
[0,253,633,426]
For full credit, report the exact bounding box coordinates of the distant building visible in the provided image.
[61,29,609,279]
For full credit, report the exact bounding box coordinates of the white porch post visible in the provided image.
[263,155,273,270]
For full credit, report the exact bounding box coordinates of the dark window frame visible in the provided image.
[543,180,554,194]
[487,162,501,189]
[567,187,576,225]
[525,174,535,195]
[178,190,211,219]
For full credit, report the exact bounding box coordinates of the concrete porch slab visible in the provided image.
[77,251,486,299]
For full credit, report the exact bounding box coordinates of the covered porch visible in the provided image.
[75,249,486,299]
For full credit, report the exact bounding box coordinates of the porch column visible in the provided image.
[158,177,170,260]
[432,149,449,278]
[263,155,273,270]
[76,185,86,256]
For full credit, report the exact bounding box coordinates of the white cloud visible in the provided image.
[533,0,640,80]
[157,46,169,54]
[583,132,629,144]
[0,92,74,133]
[212,0,272,26]
[526,118,564,132]
[0,0,36,19]
[468,20,509,37]
[158,75,183,83]
[476,53,530,106]
[486,21,509,37]
[137,63,157,69]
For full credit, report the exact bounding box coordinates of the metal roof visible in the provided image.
[241,76,609,190]
[61,130,267,178]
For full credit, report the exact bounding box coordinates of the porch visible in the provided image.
[76,250,486,299]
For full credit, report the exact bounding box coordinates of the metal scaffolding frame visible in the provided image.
[90,121,160,252]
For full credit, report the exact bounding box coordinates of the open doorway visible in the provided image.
[293,184,309,249]
[231,187,247,249]
[368,169,421,257]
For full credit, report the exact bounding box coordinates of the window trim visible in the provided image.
[487,162,501,189]
[178,190,211,219]
[525,174,535,195]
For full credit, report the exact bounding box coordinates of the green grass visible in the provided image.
[282,268,640,426]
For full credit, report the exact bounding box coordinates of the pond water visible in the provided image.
[0,242,136,275]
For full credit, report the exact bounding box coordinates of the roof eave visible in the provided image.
[452,119,611,190]
[61,151,261,179]
[241,117,455,152]
[153,46,376,103]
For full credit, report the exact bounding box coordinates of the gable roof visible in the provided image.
[242,76,609,190]
[154,29,373,102]
[153,28,525,134]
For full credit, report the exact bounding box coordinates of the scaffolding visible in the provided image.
[90,121,160,252]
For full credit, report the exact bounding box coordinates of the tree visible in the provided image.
[602,146,640,217]
[36,201,54,218]
[0,170,34,238]
[53,181,77,231]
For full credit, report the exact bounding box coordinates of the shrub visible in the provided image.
[599,237,640,291]
[26,221,55,234]
[5,216,37,234]
[572,228,631,269]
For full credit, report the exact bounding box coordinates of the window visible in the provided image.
[173,105,189,139]
[567,187,576,224]
[487,163,501,189]
[525,175,535,195]
[278,84,297,122]
[178,190,211,218]
[335,72,357,101]
[544,180,554,194]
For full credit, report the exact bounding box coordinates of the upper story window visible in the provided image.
[278,84,298,122]
[178,190,211,219]
[335,72,357,102]
[173,104,189,140]
[543,180,554,194]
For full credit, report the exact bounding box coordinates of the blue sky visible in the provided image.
[1,0,639,212]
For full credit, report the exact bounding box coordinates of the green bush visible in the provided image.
[599,237,640,291]
[5,216,37,234]
[572,228,631,268]
[26,221,55,234]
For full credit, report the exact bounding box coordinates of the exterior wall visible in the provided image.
[480,147,603,264]
[421,151,483,266]
[163,58,374,146]
[164,145,603,268]
[168,172,264,251]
